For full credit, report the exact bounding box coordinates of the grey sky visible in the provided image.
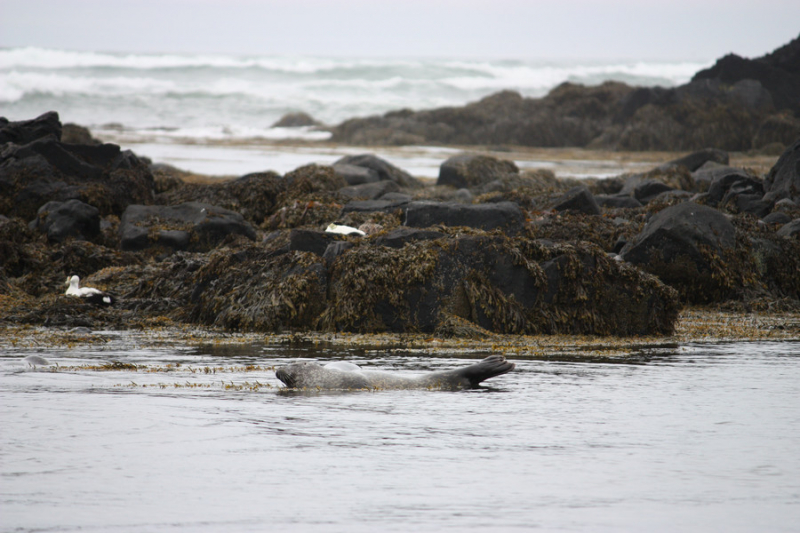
[1,0,798,60]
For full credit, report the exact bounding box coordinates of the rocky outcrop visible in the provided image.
[329,35,800,152]
[437,153,519,189]
[404,201,524,233]
[3,113,800,336]
[764,137,800,203]
[30,199,101,243]
[119,202,257,253]
[621,202,736,303]
[0,112,155,221]
[333,154,422,189]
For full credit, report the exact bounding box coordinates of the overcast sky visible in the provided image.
[2,0,798,60]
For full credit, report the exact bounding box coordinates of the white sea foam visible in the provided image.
[1,47,712,143]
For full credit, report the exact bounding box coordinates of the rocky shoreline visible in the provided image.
[325,34,800,152]
[2,109,799,338]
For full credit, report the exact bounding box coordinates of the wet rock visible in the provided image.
[762,212,792,225]
[764,138,800,204]
[0,127,154,220]
[120,202,256,253]
[158,171,285,225]
[288,229,338,256]
[404,201,524,233]
[30,199,100,243]
[551,185,601,215]
[692,165,750,192]
[185,247,329,331]
[321,234,678,335]
[338,180,400,200]
[0,111,62,144]
[621,202,736,303]
[437,153,519,189]
[777,219,800,238]
[634,180,674,204]
[333,154,422,189]
[707,171,764,206]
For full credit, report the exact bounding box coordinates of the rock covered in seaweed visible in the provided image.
[119,202,257,253]
[0,112,155,221]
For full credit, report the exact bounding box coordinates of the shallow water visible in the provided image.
[2,336,799,532]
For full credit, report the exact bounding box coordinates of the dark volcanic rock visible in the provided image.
[707,171,763,206]
[692,165,750,192]
[551,185,601,215]
[333,154,422,189]
[288,229,337,257]
[621,202,736,302]
[120,202,256,253]
[404,201,524,233]
[320,234,678,335]
[692,33,800,114]
[0,118,155,220]
[762,212,792,226]
[437,153,519,189]
[0,111,62,144]
[764,138,800,203]
[776,219,800,238]
[634,180,674,204]
[30,199,101,243]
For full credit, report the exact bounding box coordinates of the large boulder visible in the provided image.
[404,201,524,233]
[763,138,800,204]
[437,153,519,189]
[333,154,422,189]
[320,234,678,335]
[120,202,257,253]
[30,199,101,243]
[0,113,154,220]
[621,202,736,302]
[550,185,601,214]
[0,111,62,144]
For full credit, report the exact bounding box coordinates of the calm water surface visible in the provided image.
[1,336,799,532]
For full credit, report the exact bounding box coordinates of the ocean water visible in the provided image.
[2,337,799,532]
[1,47,709,144]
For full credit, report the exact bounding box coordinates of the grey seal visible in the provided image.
[275,354,514,390]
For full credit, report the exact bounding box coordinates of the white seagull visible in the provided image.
[64,275,115,306]
[325,223,366,236]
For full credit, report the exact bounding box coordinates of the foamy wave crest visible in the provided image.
[0,47,430,75]
[0,71,176,102]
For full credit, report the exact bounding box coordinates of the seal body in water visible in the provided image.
[275,355,514,390]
